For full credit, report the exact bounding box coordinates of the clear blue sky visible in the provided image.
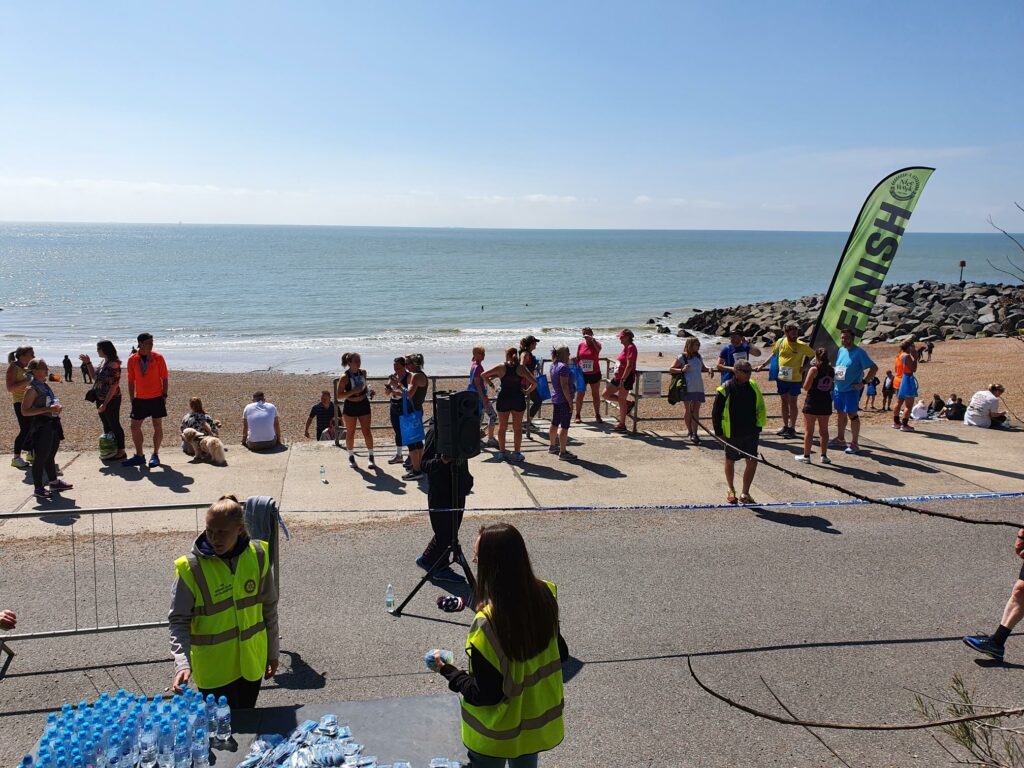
[1,1,1021,231]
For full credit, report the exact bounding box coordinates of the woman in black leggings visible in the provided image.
[519,335,543,423]
[7,345,34,469]
[21,359,73,499]
[81,340,127,461]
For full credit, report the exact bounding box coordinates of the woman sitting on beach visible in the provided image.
[81,340,127,462]
[573,328,603,424]
[669,337,713,445]
[179,397,221,455]
[484,347,536,463]
[603,330,637,432]
[337,352,375,469]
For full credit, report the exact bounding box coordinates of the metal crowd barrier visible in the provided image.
[0,498,282,671]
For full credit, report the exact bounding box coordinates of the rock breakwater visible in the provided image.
[677,281,1024,343]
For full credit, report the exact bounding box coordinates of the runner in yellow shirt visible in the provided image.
[758,322,815,439]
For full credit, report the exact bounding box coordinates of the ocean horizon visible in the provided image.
[1,223,1018,375]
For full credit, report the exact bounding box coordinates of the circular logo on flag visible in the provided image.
[244,579,257,594]
[889,173,921,202]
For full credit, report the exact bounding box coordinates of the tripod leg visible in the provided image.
[390,542,460,617]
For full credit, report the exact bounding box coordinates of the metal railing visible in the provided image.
[0,499,281,654]
[330,375,442,447]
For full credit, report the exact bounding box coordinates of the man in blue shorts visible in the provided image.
[758,322,814,438]
[830,327,877,455]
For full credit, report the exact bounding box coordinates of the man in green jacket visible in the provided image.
[712,360,766,505]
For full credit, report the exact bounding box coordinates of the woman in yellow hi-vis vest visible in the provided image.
[169,495,279,709]
[432,523,567,768]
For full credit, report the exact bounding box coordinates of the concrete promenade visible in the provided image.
[1,418,1023,766]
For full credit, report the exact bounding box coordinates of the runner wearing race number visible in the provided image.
[758,322,814,439]
[717,330,762,383]
[574,327,603,424]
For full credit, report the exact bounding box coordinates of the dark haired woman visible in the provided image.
[81,340,127,461]
[337,352,375,469]
[797,347,834,464]
[573,328,603,424]
[519,336,543,426]
[602,329,637,432]
[403,353,429,480]
[6,345,34,469]
[21,359,73,499]
[432,522,567,768]
[169,494,278,708]
[484,348,536,462]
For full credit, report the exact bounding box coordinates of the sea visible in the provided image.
[0,223,1017,375]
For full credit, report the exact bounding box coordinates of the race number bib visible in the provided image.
[733,351,749,362]
[778,366,793,381]
[834,366,848,382]
[581,359,595,373]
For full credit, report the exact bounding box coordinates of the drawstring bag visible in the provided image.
[667,374,687,405]
[535,373,551,402]
[98,432,118,459]
[399,393,425,445]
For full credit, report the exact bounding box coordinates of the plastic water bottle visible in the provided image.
[172,728,189,768]
[191,730,209,768]
[205,694,216,726]
[214,696,231,745]
[385,583,395,610]
[156,723,173,768]
[193,701,208,742]
[139,723,157,768]
[320,464,327,483]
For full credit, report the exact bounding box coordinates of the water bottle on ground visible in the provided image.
[214,696,231,745]
[205,694,216,727]
[191,729,209,768]
[138,722,157,768]
[172,728,189,768]
[385,583,395,610]
[320,464,327,483]
[156,723,173,768]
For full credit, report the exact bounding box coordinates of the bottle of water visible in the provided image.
[320,464,327,483]
[214,696,231,745]
[205,694,216,727]
[193,700,208,741]
[139,722,157,768]
[191,730,209,768]
[172,728,189,768]
[385,583,395,610]
[156,723,174,768]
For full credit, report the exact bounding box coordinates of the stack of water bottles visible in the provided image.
[236,714,463,768]
[22,688,235,768]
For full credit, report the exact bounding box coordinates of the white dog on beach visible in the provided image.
[182,427,227,466]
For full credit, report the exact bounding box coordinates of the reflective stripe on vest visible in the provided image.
[174,539,269,689]
[460,580,564,759]
[715,381,767,439]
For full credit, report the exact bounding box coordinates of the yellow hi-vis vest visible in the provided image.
[461,581,564,759]
[715,380,767,439]
[174,539,270,689]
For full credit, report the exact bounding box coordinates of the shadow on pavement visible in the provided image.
[99,463,196,493]
[272,649,327,691]
[353,466,407,495]
[863,441,1024,482]
[749,506,841,534]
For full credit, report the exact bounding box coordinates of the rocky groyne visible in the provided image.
[656,281,1024,344]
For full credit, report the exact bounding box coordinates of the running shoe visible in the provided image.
[963,634,1005,662]
[388,454,404,464]
[574,416,583,424]
[691,433,701,445]
[726,489,738,505]
[10,457,29,469]
[349,454,357,468]
[820,455,832,465]
[900,424,916,432]
[548,445,559,454]
[594,415,604,424]
[739,492,757,504]
[49,480,74,491]
[485,437,500,448]
[367,456,377,469]
[25,451,34,463]
[558,451,578,461]
[613,424,627,432]
[121,454,145,467]
[510,452,525,463]
[33,486,51,499]
[891,422,902,430]
[494,451,506,461]
[844,443,860,454]
[402,470,424,480]
[827,438,846,449]
[775,427,789,436]
[794,455,811,463]
[148,454,160,468]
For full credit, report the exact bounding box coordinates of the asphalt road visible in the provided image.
[3,498,1024,767]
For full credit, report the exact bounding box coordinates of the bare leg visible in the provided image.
[497,411,510,452]
[344,415,356,451]
[512,411,524,453]
[130,419,144,456]
[802,414,814,457]
[780,395,792,429]
[818,415,830,458]
[616,387,629,427]
[590,382,602,421]
[152,418,163,454]
[559,427,569,453]
[741,458,757,495]
[835,411,848,443]
[574,390,584,421]
[724,458,735,492]
[849,412,861,445]
[999,580,1024,630]
[359,414,373,451]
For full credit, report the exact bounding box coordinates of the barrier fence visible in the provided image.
[330,374,442,447]
[0,499,282,677]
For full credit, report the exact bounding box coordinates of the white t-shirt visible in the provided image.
[964,391,1001,428]
[244,400,279,442]
[910,400,930,420]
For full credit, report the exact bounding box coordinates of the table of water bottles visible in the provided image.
[24,689,465,768]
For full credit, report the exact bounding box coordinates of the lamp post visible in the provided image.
[959,260,966,282]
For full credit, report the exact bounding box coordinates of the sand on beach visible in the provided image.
[2,338,1020,455]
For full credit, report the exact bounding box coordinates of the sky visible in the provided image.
[1,1,1021,231]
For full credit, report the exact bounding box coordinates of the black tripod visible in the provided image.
[390,459,475,616]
